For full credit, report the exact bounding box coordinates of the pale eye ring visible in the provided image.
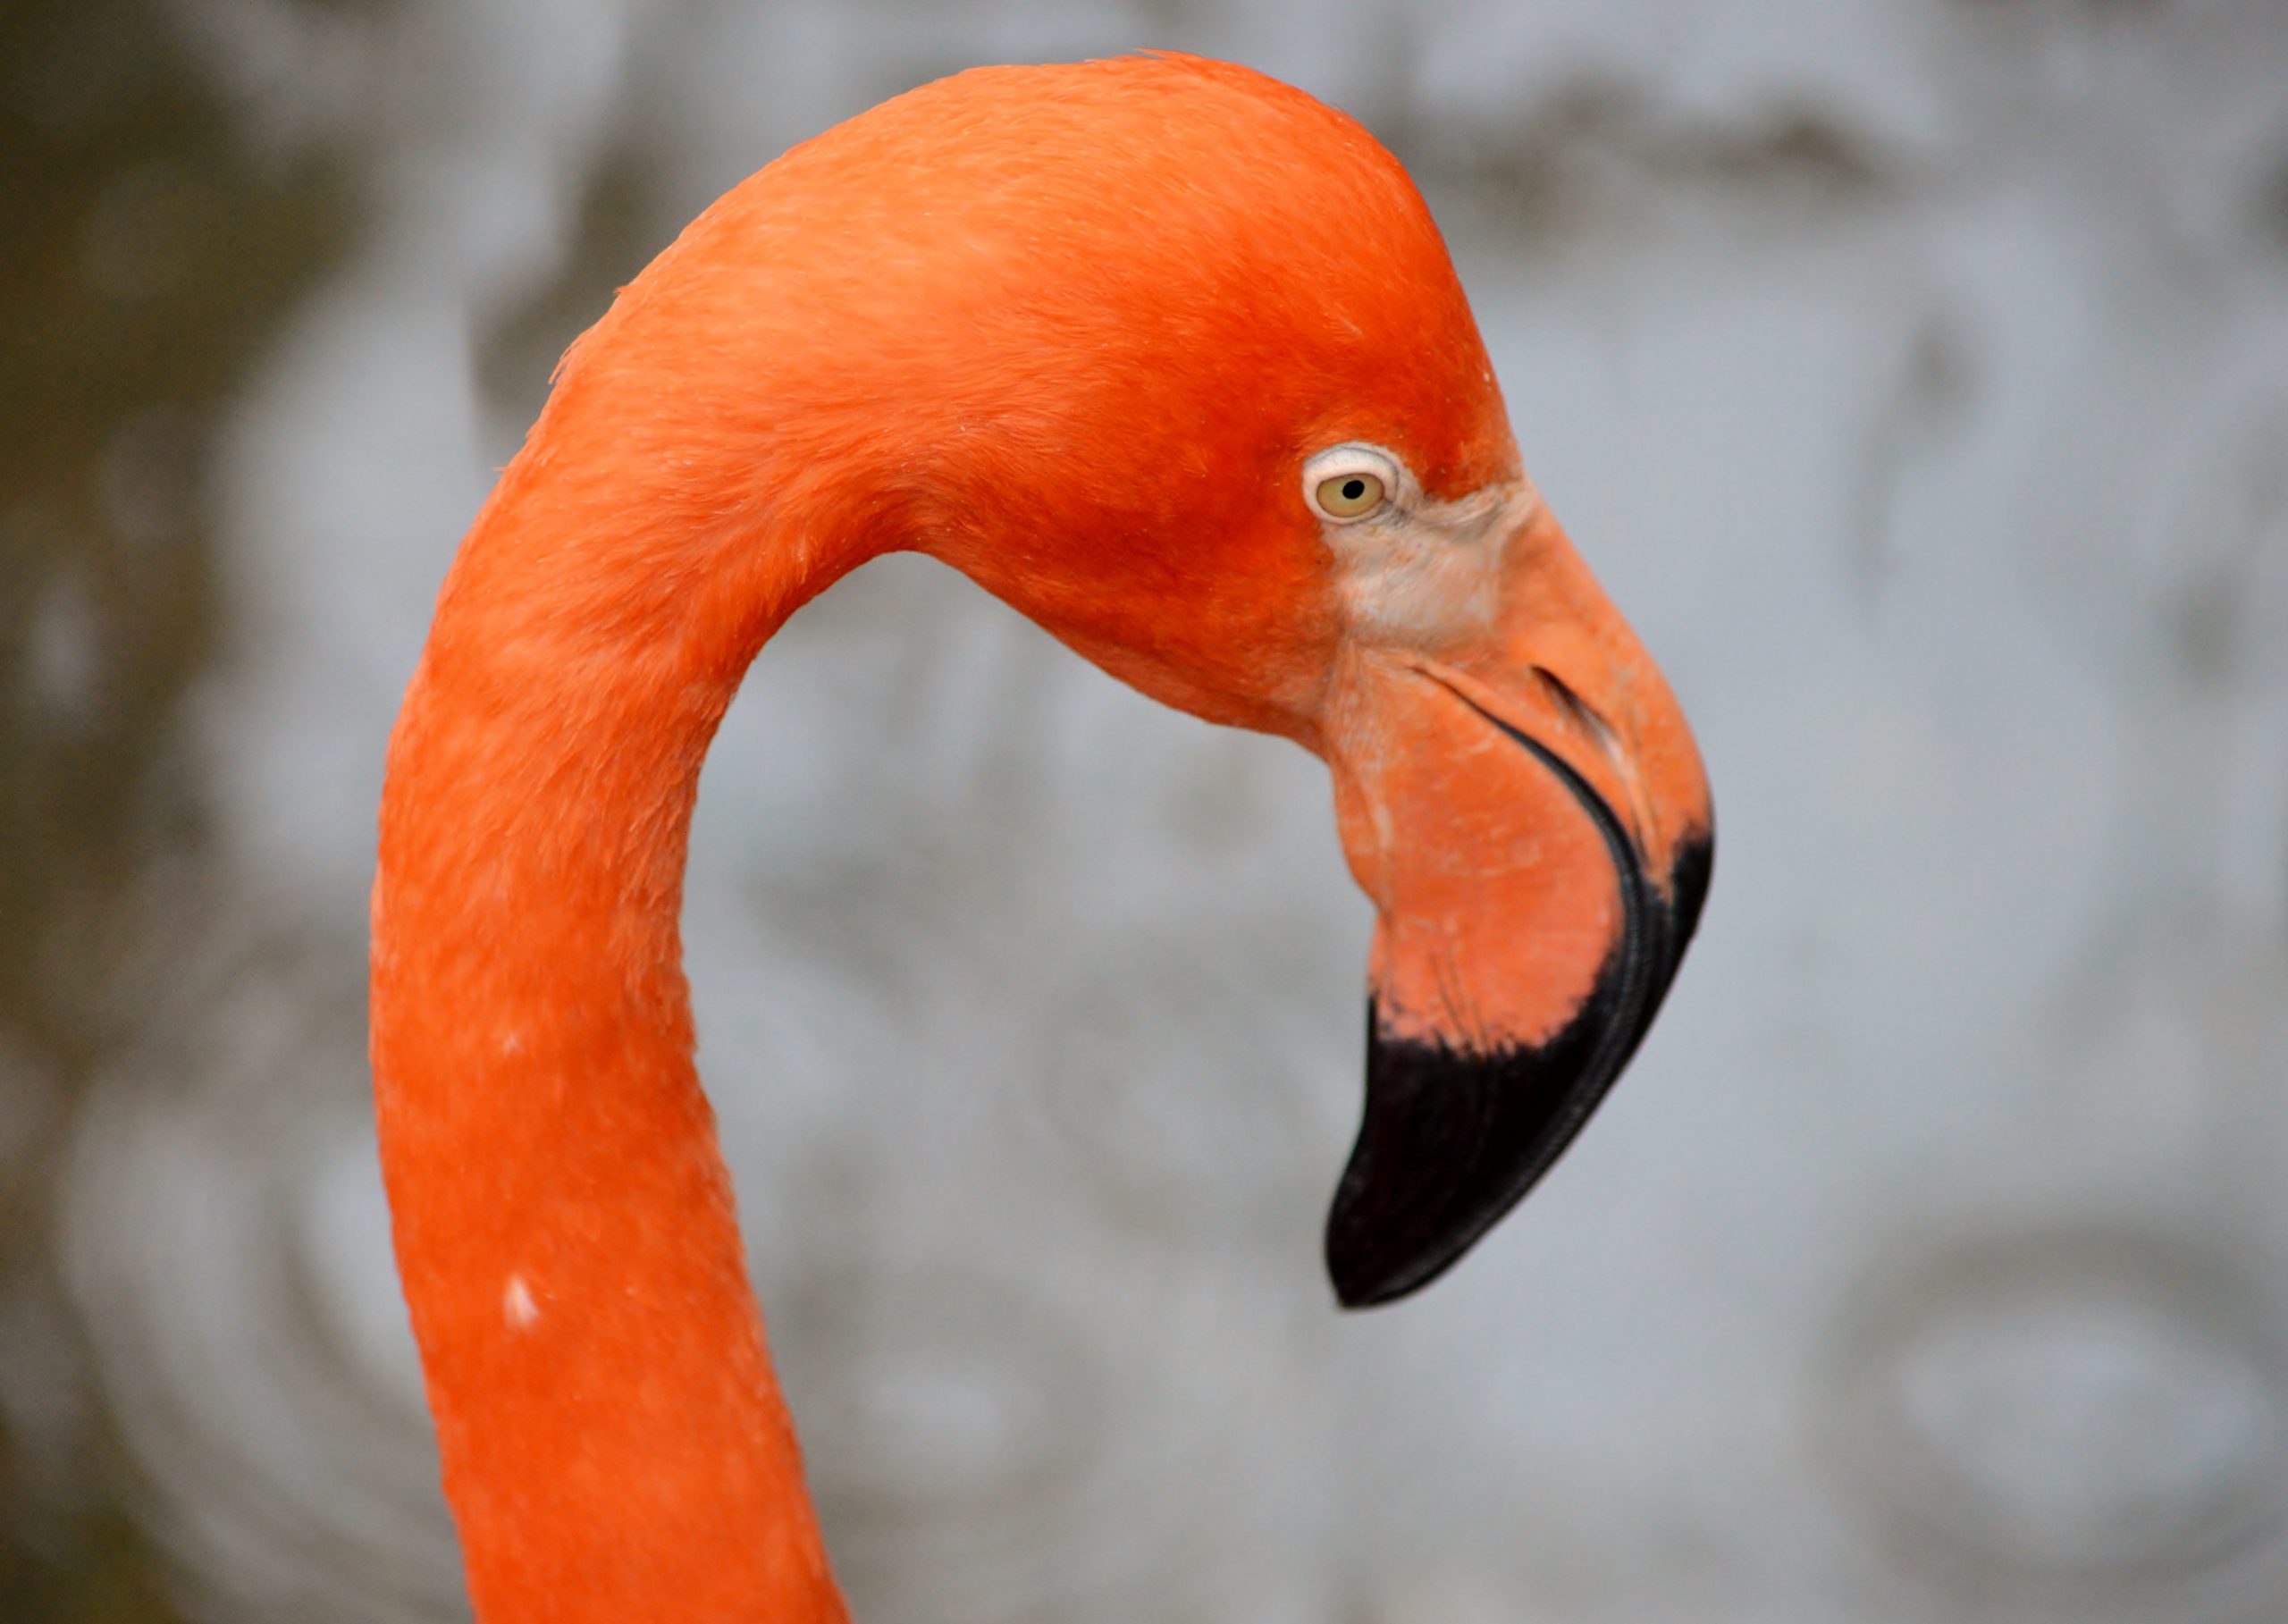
[1303,445,1401,524]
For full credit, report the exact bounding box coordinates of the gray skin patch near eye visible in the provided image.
[1303,442,1535,651]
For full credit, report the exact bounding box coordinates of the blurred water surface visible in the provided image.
[6,1,2288,1620]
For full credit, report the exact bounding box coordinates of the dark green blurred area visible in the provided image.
[1,3,357,1614]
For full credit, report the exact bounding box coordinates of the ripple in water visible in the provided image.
[776,1233,1335,1624]
[60,920,467,1623]
[1825,1224,2288,1613]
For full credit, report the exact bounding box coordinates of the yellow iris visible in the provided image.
[1315,471,1386,519]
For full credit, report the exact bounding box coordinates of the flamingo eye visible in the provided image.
[1304,445,1401,524]
[1315,472,1386,518]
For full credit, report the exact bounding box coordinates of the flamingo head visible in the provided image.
[576,55,1714,1306]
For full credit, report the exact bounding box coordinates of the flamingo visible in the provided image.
[371,53,1711,1624]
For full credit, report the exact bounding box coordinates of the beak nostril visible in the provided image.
[1530,664,1659,848]
[1530,666,1621,764]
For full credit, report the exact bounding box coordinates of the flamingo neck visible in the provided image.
[371,406,871,1622]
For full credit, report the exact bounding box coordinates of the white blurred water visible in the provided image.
[52,1,2288,1620]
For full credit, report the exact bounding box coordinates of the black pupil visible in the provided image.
[1341,478,1366,501]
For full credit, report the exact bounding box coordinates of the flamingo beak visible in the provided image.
[1320,503,1712,1307]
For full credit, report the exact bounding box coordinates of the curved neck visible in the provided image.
[371,391,873,1621]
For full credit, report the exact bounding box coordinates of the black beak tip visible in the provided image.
[1324,826,1713,1311]
[1323,1014,1611,1311]
[1329,1256,1426,1311]
[1328,1229,1456,1309]
[1326,1175,1456,1309]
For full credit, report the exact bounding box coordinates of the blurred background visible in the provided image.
[6,0,2288,1619]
